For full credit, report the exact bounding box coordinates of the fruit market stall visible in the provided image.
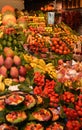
[0,5,82,130]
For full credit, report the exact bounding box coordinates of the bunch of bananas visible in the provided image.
[46,63,57,79]
[24,54,46,73]
[24,54,57,79]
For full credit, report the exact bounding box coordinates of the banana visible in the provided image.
[38,59,46,66]
[24,54,57,79]
[0,82,5,92]
[23,54,33,63]
[30,63,37,68]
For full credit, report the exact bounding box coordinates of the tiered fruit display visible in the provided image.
[54,22,80,49]
[0,5,82,130]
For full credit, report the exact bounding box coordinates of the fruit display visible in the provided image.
[0,91,64,130]
[23,54,57,79]
[54,22,81,49]
[28,16,46,26]
[0,28,27,52]
[0,5,81,130]
[0,49,26,80]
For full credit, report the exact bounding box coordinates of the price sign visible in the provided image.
[47,12,55,25]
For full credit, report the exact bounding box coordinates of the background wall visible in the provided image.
[0,0,24,10]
